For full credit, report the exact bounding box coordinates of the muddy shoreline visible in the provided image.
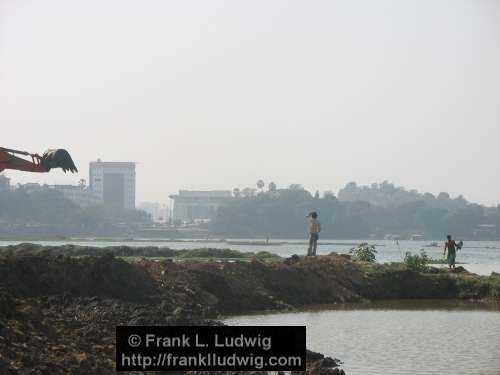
[1,245,499,374]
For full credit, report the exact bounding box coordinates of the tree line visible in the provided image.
[2,180,499,240]
[212,181,500,240]
[0,185,151,237]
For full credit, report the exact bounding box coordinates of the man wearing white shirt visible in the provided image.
[307,211,321,256]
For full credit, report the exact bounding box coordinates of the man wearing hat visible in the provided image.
[307,211,321,256]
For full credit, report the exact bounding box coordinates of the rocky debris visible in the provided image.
[302,350,345,375]
[0,289,16,320]
[0,294,218,374]
[0,248,352,374]
[0,250,218,374]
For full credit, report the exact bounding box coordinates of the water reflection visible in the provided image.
[225,301,500,375]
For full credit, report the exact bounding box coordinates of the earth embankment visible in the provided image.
[138,252,500,313]
[1,244,499,374]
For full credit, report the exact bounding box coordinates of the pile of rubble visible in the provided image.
[0,248,345,374]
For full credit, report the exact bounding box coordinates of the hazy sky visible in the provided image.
[1,0,499,206]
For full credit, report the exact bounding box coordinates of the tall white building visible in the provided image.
[89,160,136,209]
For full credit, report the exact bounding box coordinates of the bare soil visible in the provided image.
[1,245,498,374]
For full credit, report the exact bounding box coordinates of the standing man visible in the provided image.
[307,211,321,256]
[443,234,457,269]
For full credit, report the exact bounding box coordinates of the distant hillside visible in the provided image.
[338,181,469,210]
[212,182,500,240]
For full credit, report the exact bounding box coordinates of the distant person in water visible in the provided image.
[307,211,321,256]
[444,234,459,269]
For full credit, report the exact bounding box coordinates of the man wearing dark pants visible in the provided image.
[307,211,321,256]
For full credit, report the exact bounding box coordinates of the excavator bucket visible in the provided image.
[41,149,78,173]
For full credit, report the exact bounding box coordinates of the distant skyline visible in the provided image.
[1,0,499,206]
[1,170,495,208]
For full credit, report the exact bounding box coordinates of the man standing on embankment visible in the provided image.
[307,211,321,256]
[444,234,458,269]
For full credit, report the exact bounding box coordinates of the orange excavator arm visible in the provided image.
[0,147,78,174]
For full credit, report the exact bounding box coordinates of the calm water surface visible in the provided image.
[225,301,500,375]
[1,239,499,275]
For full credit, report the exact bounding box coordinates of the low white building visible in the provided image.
[169,190,232,222]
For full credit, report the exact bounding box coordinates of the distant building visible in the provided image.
[169,190,232,222]
[89,160,136,209]
[0,175,10,191]
[51,184,101,207]
[139,202,170,223]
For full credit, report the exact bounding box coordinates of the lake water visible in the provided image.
[1,238,499,275]
[225,301,500,375]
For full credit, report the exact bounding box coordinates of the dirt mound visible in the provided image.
[0,290,16,319]
[141,254,499,315]
[0,252,157,302]
[0,295,218,374]
[139,255,366,315]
